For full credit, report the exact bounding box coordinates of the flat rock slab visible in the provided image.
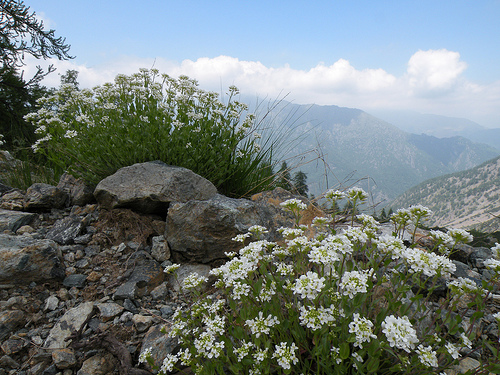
[93,161,217,214]
[44,301,95,349]
[0,209,35,233]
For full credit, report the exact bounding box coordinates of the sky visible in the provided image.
[21,0,500,127]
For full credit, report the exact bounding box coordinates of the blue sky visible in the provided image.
[23,0,500,127]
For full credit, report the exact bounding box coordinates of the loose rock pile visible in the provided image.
[0,160,499,375]
[0,161,301,375]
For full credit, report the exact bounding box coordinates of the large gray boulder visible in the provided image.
[166,194,296,264]
[0,235,65,284]
[94,161,217,215]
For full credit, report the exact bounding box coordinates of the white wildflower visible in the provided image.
[272,342,299,370]
[381,315,418,353]
[280,198,307,211]
[298,304,337,331]
[182,272,208,290]
[138,347,152,363]
[293,271,325,300]
[416,344,438,367]
[349,313,377,348]
[245,311,280,338]
[340,269,372,299]
[445,342,461,359]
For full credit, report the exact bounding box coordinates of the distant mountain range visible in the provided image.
[253,100,500,203]
[369,110,500,150]
[388,156,500,231]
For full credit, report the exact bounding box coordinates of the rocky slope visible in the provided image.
[0,160,499,374]
[389,155,500,231]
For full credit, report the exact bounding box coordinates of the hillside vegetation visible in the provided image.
[389,155,500,231]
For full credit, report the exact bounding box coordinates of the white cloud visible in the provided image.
[21,49,500,127]
[406,49,467,96]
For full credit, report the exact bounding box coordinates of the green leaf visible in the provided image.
[339,342,350,360]
[366,356,380,373]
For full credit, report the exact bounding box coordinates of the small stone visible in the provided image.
[0,337,28,355]
[74,233,92,245]
[31,336,43,346]
[123,299,139,314]
[44,301,94,349]
[44,296,59,311]
[151,235,170,262]
[42,363,58,375]
[74,258,89,268]
[56,288,70,301]
[76,353,116,375]
[119,311,134,323]
[52,348,76,369]
[84,245,100,257]
[113,282,137,300]
[0,310,26,341]
[445,357,481,375]
[96,302,124,322]
[74,249,85,259]
[62,274,87,288]
[0,354,20,369]
[132,314,153,333]
[115,243,127,253]
[16,225,35,235]
[63,253,75,263]
[150,282,168,300]
[86,271,102,282]
[160,305,174,318]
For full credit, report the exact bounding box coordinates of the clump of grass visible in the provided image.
[25,69,287,197]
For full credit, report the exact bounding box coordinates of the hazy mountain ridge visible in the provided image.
[261,101,500,201]
[388,156,500,231]
[370,109,500,150]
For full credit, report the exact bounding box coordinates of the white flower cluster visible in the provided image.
[272,342,299,370]
[245,311,280,338]
[325,189,345,202]
[182,272,208,290]
[234,340,254,362]
[416,344,438,367]
[376,234,406,259]
[293,271,326,300]
[402,247,456,277]
[194,331,225,359]
[347,187,368,201]
[157,201,489,374]
[349,313,377,349]
[408,204,433,221]
[447,277,480,295]
[298,304,337,331]
[340,269,372,299]
[308,239,341,266]
[484,243,500,274]
[381,315,419,353]
[280,198,307,211]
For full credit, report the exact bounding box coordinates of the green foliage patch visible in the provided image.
[142,191,500,374]
[26,69,282,197]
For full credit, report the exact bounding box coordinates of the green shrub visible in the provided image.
[143,188,500,374]
[25,69,280,197]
